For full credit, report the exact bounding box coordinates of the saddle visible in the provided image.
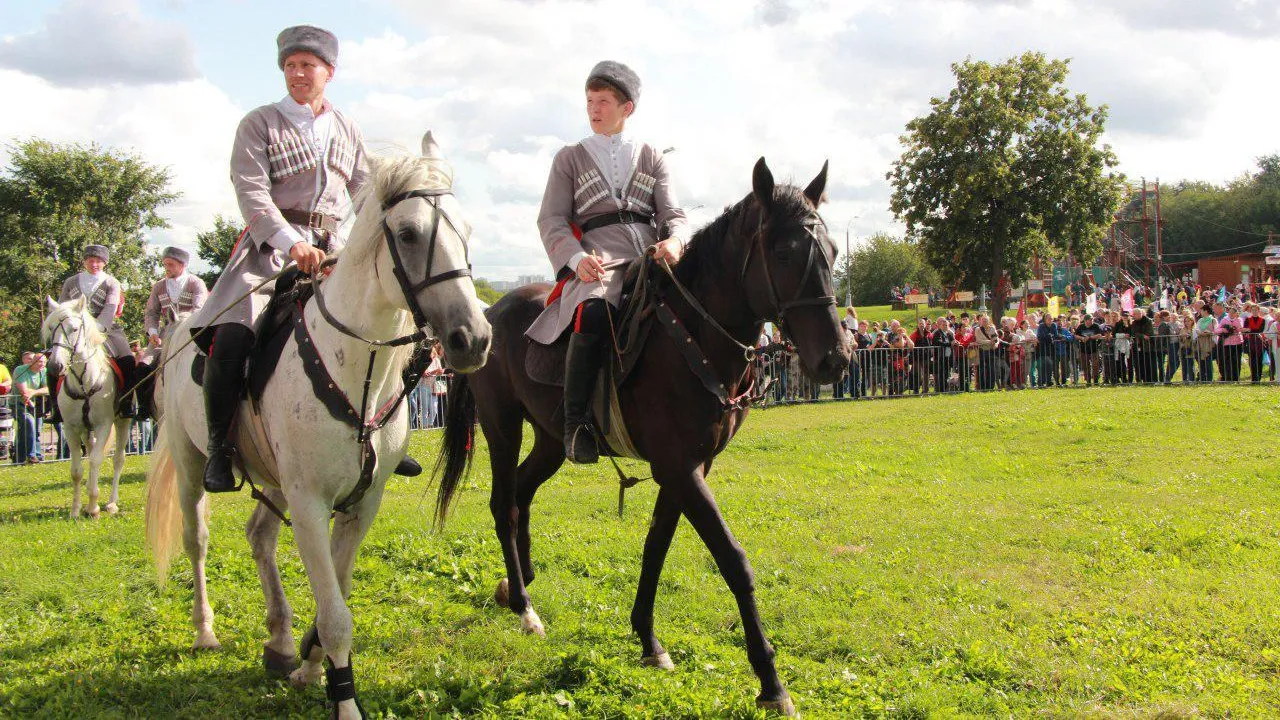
[526,257,661,460]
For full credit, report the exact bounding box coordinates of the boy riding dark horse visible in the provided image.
[527,60,690,463]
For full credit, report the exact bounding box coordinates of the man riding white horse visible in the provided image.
[528,60,690,463]
[51,243,139,419]
[189,24,418,493]
[139,246,207,415]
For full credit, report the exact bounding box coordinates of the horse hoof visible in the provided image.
[289,662,323,689]
[757,693,797,717]
[87,505,100,518]
[494,578,509,606]
[641,652,675,671]
[263,645,298,677]
[192,634,221,651]
[520,608,546,637]
[105,503,119,516]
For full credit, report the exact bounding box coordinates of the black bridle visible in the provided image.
[740,213,838,331]
[313,186,472,347]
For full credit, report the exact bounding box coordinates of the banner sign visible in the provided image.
[905,293,929,305]
[954,291,975,301]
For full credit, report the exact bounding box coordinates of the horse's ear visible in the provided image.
[421,131,443,160]
[804,160,829,207]
[752,157,774,208]
[46,296,59,312]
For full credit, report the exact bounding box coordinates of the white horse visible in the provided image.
[145,133,491,719]
[42,295,131,519]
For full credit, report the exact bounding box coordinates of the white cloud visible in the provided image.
[5,0,1278,279]
[0,0,199,87]
[0,69,244,262]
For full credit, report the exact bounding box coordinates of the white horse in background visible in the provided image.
[42,295,131,519]
[145,132,491,720]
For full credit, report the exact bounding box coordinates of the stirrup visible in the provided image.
[202,446,241,493]
[565,424,599,464]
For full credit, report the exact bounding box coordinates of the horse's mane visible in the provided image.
[43,300,105,349]
[343,155,455,261]
[672,183,815,293]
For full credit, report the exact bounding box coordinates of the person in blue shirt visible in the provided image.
[1054,316,1075,386]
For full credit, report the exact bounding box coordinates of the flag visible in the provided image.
[1121,288,1134,312]
[1086,292,1098,314]
[1047,296,1060,318]
[1016,296,1027,324]
[1218,286,1228,303]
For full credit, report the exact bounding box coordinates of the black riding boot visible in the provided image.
[48,381,62,423]
[203,325,253,493]
[114,355,137,418]
[563,332,602,464]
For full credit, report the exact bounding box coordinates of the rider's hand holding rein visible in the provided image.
[575,253,605,283]
[290,241,327,275]
[650,237,684,266]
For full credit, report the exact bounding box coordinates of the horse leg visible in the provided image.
[491,423,562,636]
[68,428,84,519]
[292,483,386,692]
[287,496,363,720]
[631,485,680,670]
[106,417,129,515]
[84,422,109,518]
[175,440,219,650]
[659,465,795,716]
[247,488,296,677]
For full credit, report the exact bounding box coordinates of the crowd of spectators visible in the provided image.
[759,282,1279,403]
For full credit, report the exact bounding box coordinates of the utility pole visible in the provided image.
[844,217,858,308]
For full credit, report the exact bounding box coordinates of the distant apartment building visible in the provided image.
[486,274,549,292]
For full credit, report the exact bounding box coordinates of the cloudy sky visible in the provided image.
[2,0,1277,280]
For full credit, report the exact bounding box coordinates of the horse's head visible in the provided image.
[42,295,105,377]
[744,158,850,383]
[360,131,491,372]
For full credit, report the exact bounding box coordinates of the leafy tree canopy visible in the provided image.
[0,138,177,361]
[839,233,940,307]
[888,52,1125,310]
[1158,155,1280,262]
[196,213,242,289]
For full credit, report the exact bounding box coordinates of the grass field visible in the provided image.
[2,385,1279,718]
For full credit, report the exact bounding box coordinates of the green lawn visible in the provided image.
[2,385,1279,717]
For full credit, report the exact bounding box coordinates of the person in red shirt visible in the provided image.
[1243,302,1268,383]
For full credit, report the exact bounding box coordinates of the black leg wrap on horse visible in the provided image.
[202,325,254,493]
[563,331,602,464]
[263,645,298,677]
[325,662,358,703]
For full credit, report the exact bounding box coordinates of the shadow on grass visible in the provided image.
[0,505,73,525]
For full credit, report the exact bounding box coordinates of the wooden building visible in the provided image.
[1168,252,1277,289]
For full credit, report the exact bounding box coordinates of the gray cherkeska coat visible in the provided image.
[59,274,130,357]
[191,102,368,332]
[526,142,689,345]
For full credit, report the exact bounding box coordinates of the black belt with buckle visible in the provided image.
[579,211,652,234]
[280,208,340,234]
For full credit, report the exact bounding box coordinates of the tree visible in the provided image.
[888,52,1125,311]
[472,278,503,306]
[1157,157,1280,261]
[839,233,940,306]
[196,213,243,288]
[0,139,177,360]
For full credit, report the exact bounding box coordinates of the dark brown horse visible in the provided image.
[434,158,849,715]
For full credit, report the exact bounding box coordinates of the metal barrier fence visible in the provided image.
[755,331,1278,404]
[0,375,458,466]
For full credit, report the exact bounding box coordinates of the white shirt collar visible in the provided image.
[78,271,105,296]
[276,95,331,122]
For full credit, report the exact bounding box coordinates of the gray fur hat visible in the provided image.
[586,60,640,105]
[83,244,109,263]
[277,25,338,69]
[162,246,190,265]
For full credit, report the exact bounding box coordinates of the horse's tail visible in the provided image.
[433,373,476,529]
[144,426,182,587]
